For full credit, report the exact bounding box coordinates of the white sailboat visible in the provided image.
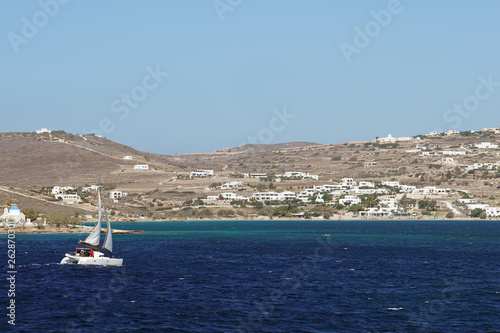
[60,179,123,267]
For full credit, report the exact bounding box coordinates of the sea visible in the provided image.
[1,220,499,332]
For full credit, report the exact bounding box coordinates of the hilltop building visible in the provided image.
[35,128,51,134]
[377,134,413,143]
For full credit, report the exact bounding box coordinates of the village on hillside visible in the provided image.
[2,127,500,228]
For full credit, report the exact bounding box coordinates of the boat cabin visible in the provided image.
[75,248,94,257]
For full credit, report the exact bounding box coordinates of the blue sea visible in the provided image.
[2,220,499,332]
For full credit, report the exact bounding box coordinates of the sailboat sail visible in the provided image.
[101,207,113,256]
[79,183,102,250]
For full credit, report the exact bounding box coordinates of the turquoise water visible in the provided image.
[2,220,499,332]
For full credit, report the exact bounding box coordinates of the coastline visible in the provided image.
[1,216,496,234]
[0,224,144,234]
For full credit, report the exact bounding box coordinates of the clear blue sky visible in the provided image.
[1,0,500,154]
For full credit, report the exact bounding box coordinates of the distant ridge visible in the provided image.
[220,142,320,153]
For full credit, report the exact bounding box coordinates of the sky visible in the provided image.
[1,0,500,154]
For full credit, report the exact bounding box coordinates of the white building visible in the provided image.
[339,195,361,207]
[476,142,499,149]
[349,188,389,195]
[379,197,400,212]
[341,178,356,187]
[280,191,297,200]
[249,173,267,178]
[458,198,477,204]
[52,186,75,195]
[134,164,149,170]
[190,169,214,177]
[446,129,459,136]
[220,182,244,190]
[358,181,375,188]
[252,191,297,202]
[377,134,413,143]
[359,207,392,217]
[420,151,440,157]
[35,128,51,134]
[82,185,100,192]
[123,156,133,160]
[382,181,400,187]
[218,193,248,201]
[109,190,125,200]
[481,128,500,134]
[278,171,319,180]
[399,185,417,192]
[441,151,466,156]
[54,194,82,204]
[364,162,378,168]
[467,203,489,211]
[412,186,451,195]
[486,206,500,217]
[426,131,440,137]
[1,206,26,226]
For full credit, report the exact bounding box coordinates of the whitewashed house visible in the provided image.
[134,164,149,170]
[279,171,319,180]
[379,197,400,212]
[190,169,214,177]
[341,178,356,188]
[252,191,296,202]
[249,173,267,178]
[441,151,466,156]
[52,186,75,195]
[412,187,451,195]
[486,207,500,217]
[476,142,499,149]
[219,193,248,201]
[426,131,440,137]
[221,182,244,190]
[377,134,412,143]
[458,198,477,204]
[382,181,400,187]
[123,156,133,160]
[35,128,51,134]
[467,203,489,211]
[55,194,82,204]
[399,185,417,193]
[82,185,100,192]
[420,151,440,157]
[109,190,125,200]
[339,195,361,207]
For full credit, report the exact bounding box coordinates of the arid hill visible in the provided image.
[1,130,499,220]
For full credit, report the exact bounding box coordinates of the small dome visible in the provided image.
[10,206,20,210]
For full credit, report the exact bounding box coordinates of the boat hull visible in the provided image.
[60,252,123,267]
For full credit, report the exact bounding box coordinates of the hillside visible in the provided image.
[1,129,500,221]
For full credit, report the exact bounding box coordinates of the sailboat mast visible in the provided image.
[78,177,103,250]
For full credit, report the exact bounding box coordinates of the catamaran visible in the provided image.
[60,179,123,267]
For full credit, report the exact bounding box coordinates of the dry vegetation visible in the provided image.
[1,130,500,222]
